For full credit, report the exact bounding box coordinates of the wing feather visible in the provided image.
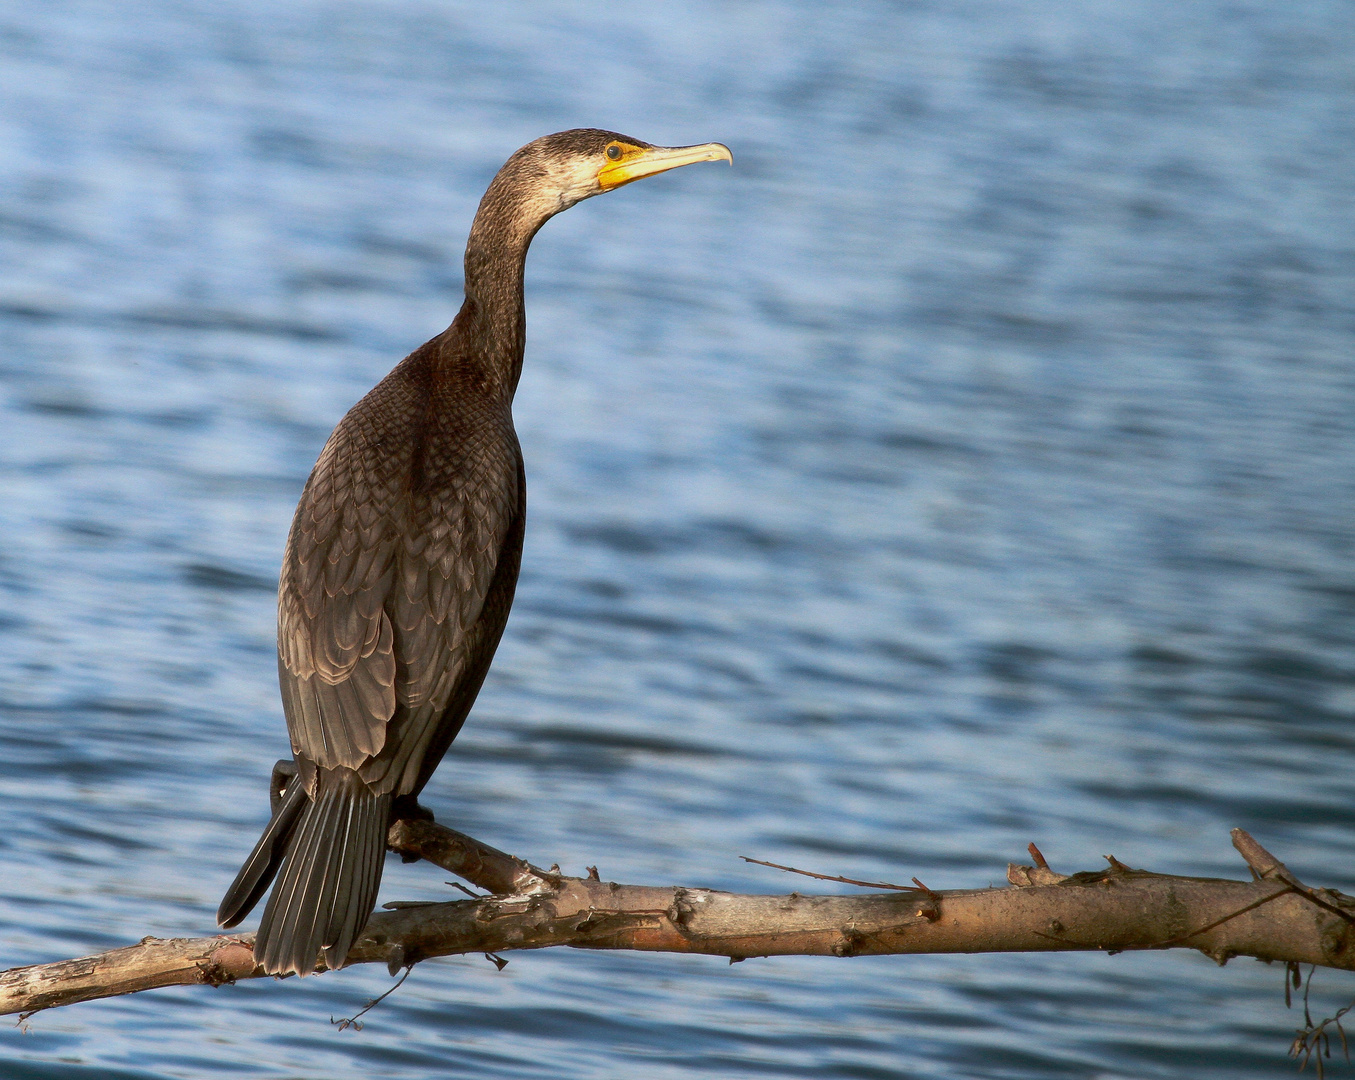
[276,364,518,783]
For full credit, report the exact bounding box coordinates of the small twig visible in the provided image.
[910,878,942,922]
[1290,965,1354,1079]
[446,881,481,898]
[1287,961,1302,1009]
[741,857,919,892]
[331,966,412,1032]
[1027,843,1050,871]
[1233,830,1355,928]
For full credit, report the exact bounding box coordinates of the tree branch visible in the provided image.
[4,825,1352,1019]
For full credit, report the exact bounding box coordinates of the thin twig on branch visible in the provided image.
[738,856,916,892]
[2,824,1352,1020]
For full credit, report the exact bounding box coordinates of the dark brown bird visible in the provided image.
[215,129,731,976]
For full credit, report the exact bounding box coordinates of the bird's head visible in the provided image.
[486,128,733,224]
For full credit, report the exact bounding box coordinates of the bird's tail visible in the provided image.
[216,769,308,932]
[220,768,391,976]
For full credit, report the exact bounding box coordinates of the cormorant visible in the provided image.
[216,129,731,976]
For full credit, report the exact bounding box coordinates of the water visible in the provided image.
[1,0,1354,1076]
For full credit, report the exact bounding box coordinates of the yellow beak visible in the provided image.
[598,142,733,192]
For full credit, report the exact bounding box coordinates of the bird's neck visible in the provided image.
[456,177,557,400]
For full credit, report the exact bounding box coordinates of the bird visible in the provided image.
[216,129,732,976]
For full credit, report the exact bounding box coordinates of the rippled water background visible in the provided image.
[2,1,1354,1076]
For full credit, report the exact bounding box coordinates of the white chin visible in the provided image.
[558,184,599,210]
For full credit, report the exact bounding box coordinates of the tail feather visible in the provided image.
[324,795,386,970]
[327,803,368,969]
[330,789,393,969]
[217,776,308,930]
[262,787,337,974]
[252,770,391,975]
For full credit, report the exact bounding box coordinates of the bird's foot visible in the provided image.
[269,759,298,817]
[391,795,436,823]
[390,796,436,862]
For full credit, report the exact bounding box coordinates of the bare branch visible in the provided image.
[4,825,1354,1019]
[385,816,553,896]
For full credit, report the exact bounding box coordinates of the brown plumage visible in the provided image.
[216,129,731,976]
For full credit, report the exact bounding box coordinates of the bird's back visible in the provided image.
[278,329,523,799]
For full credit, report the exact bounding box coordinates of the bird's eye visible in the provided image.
[606,144,623,161]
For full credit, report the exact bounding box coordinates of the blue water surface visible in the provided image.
[2,1,1355,1077]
